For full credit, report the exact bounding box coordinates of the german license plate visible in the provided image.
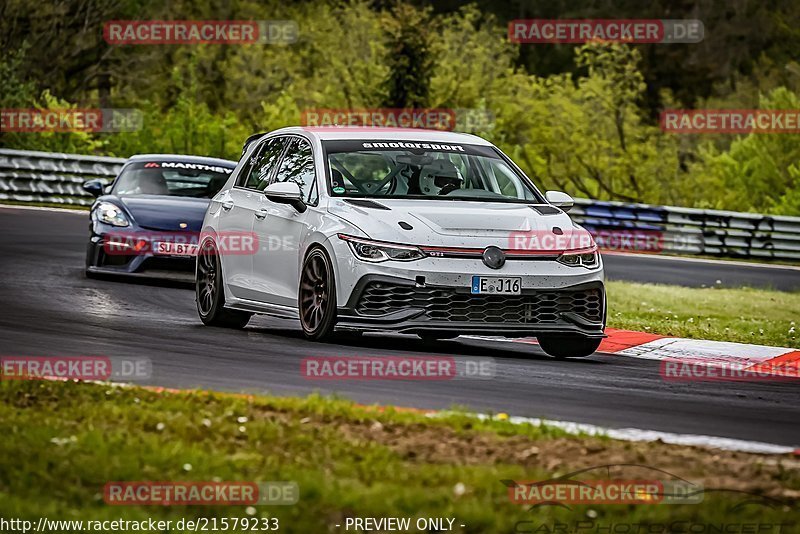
[471,276,521,295]
[152,241,198,256]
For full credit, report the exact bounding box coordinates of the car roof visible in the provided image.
[263,126,494,146]
[127,154,237,167]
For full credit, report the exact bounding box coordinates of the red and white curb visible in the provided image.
[478,328,800,378]
[598,329,800,378]
[597,329,798,367]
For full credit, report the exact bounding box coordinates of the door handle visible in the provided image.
[254,208,268,220]
[221,201,234,211]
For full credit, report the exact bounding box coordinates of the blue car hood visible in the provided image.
[119,195,209,232]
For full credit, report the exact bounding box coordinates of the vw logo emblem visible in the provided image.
[482,246,506,269]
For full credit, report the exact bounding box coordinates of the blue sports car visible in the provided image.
[83,154,236,279]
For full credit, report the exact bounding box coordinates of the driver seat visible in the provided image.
[139,171,169,195]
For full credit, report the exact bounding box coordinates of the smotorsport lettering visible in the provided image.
[362,142,465,151]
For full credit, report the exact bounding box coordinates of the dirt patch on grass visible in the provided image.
[325,415,800,500]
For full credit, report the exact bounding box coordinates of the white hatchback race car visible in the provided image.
[196,127,606,357]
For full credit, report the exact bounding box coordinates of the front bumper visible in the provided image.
[336,274,606,337]
[86,231,196,277]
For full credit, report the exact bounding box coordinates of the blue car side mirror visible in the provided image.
[82,179,106,197]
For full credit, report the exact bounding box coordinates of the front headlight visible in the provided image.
[557,248,599,268]
[93,202,130,227]
[338,234,425,263]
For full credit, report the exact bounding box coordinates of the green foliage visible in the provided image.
[103,61,249,159]
[0,48,103,154]
[691,87,800,213]
[2,1,799,213]
[380,3,433,108]
[490,43,681,203]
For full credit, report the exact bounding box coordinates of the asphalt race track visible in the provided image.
[603,253,800,291]
[1,206,798,446]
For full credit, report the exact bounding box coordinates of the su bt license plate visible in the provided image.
[152,241,199,256]
[471,276,521,295]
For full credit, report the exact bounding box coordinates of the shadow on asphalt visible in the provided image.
[84,271,608,366]
[85,271,194,290]
[241,325,609,365]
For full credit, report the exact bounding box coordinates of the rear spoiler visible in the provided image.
[241,132,267,158]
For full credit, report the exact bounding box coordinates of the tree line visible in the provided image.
[1,0,798,214]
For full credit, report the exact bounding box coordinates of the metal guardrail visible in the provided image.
[571,199,800,261]
[1,148,799,261]
[0,149,124,207]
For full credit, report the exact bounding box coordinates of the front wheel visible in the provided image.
[537,335,602,358]
[196,242,252,329]
[299,247,337,340]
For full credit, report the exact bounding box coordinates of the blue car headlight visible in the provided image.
[93,202,130,227]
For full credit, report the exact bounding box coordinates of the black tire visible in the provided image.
[417,333,459,342]
[298,247,337,341]
[85,242,98,278]
[196,241,252,329]
[537,335,602,358]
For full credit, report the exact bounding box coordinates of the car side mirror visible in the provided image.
[264,181,306,213]
[82,179,106,198]
[545,190,574,212]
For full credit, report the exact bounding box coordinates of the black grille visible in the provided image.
[355,283,603,324]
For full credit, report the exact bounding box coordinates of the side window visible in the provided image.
[273,137,318,204]
[242,137,286,190]
[235,142,261,187]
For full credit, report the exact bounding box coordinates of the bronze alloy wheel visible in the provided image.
[195,240,252,329]
[299,248,337,339]
[196,242,217,316]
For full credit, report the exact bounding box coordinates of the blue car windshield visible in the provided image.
[112,161,233,198]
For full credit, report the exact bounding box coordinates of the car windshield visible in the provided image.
[323,140,542,202]
[112,161,233,198]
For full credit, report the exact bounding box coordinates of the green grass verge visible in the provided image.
[0,380,796,533]
[607,281,800,348]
